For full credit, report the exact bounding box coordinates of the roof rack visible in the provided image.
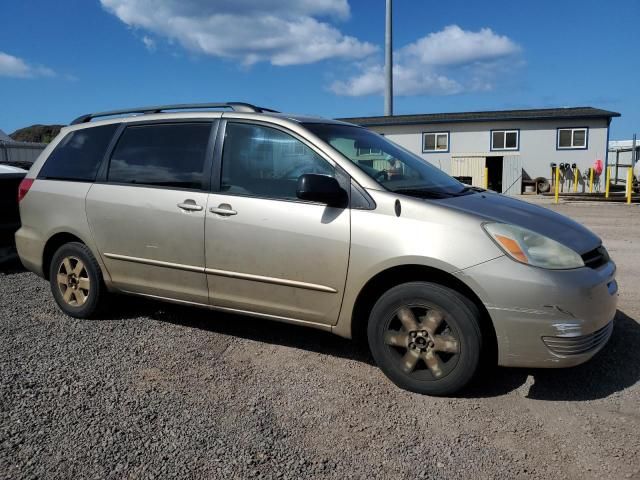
[70,102,279,125]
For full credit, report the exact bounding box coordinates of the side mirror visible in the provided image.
[296,174,348,207]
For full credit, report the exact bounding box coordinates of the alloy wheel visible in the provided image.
[383,306,460,379]
[56,256,90,306]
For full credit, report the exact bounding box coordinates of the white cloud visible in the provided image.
[331,64,462,97]
[100,0,376,66]
[0,51,55,78]
[401,25,520,66]
[142,35,156,51]
[331,25,521,97]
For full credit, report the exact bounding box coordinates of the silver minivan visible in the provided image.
[16,103,618,395]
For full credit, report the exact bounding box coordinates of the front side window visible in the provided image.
[557,128,587,149]
[108,123,211,189]
[491,130,519,150]
[305,123,465,197]
[38,124,118,181]
[423,132,449,152]
[221,123,334,200]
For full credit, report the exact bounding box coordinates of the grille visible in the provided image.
[581,246,610,269]
[542,321,613,356]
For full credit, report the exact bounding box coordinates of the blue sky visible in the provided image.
[0,0,638,138]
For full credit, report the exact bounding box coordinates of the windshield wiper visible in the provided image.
[461,185,486,193]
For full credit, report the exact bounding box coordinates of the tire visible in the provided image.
[536,178,551,193]
[367,282,482,396]
[49,242,106,319]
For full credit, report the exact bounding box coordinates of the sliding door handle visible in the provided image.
[210,204,237,216]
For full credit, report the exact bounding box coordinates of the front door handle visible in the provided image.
[177,200,203,212]
[209,203,237,216]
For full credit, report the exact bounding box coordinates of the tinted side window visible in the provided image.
[108,123,211,190]
[38,124,118,181]
[221,123,334,200]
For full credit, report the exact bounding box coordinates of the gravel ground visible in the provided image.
[1,200,639,479]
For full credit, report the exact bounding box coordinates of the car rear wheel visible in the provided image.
[49,242,106,319]
[367,282,482,396]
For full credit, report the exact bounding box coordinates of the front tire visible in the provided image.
[367,282,482,396]
[49,242,106,319]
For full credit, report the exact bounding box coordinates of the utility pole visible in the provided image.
[384,0,393,116]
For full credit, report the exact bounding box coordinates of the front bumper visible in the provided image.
[456,255,618,368]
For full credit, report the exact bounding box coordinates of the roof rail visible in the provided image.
[70,102,279,125]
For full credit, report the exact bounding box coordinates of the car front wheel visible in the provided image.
[367,282,482,396]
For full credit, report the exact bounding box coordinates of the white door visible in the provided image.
[451,156,486,187]
[502,155,523,195]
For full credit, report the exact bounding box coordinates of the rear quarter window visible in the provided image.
[38,124,119,181]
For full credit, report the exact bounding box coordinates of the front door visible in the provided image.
[86,121,214,304]
[204,121,350,325]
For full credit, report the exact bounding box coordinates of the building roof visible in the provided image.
[338,107,621,127]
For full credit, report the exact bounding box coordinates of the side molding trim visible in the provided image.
[204,267,338,293]
[103,252,337,293]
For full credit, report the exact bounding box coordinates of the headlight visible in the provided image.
[483,223,584,269]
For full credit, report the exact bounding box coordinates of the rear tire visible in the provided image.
[49,242,106,319]
[367,282,482,396]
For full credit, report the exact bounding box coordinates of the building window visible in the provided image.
[423,132,449,153]
[557,128,588,149]
[356,146,383,156]
[491,130,519,151]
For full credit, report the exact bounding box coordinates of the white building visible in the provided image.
[340,107,620,194]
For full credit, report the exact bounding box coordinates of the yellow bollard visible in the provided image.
[589,168,594,193]
[554,166,560,204]
[627,168,633,204]
[605,167,611,198]
[573,168,579,193]
[484,167,488,189]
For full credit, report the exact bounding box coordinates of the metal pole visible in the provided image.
[384,0,393,116]
[554,167,560,204]
[632,134,637,204]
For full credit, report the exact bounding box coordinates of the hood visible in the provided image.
[434,191,601,254]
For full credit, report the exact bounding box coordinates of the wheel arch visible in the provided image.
[348,264,498,365]
[42,232,87,280]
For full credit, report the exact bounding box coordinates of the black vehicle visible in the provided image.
[0,165,27,263]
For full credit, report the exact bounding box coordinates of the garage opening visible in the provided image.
[486,156,503,192]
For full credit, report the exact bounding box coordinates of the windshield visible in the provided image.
[304,123,466,196]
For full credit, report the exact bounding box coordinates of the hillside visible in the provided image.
[10,125,63,144]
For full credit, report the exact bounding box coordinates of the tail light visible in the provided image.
[17,178,34,203]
